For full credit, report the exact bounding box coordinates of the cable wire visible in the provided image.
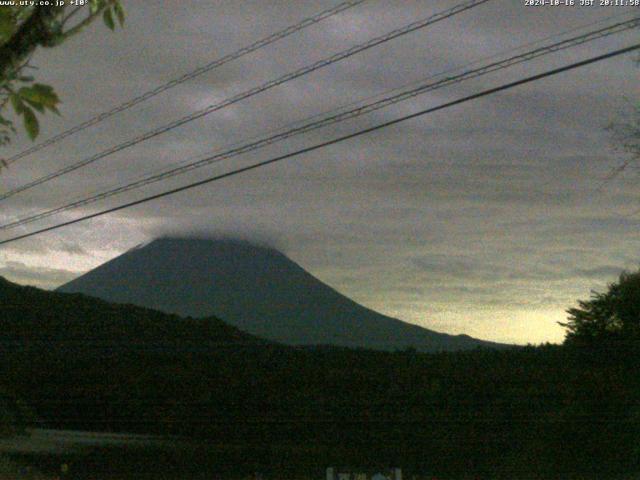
[2,0,369,166]
[1,42,637,247]
[2,17,638,231]
[0,0,492,202]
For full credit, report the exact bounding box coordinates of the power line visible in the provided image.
[2,0,369,166]
[2,17,638,231]
[143,10,635,183]
[0,42,637,247]
[0,0,492,202]
[3,17,637,230]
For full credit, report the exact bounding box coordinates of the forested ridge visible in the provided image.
[0,276,638,479]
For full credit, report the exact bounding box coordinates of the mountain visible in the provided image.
[57,237,503,351]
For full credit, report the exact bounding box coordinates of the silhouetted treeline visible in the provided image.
[0,277,638,479]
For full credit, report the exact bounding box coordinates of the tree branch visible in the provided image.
[61,6,84,27]
[60,1,117,39]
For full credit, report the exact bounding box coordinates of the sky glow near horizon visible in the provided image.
[0,0,638,344]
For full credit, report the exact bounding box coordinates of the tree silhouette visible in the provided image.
[561,269,640,345]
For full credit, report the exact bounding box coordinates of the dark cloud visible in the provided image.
[151,227,288,253]
[573,265,628,279]
[0,0,638,344]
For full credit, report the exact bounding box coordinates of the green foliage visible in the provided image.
[0,14,15,44]
[88,0,125,29]
[102,8,115,30]
[92,0,126,30]
[0,7,35,45]
[114,2,125,26]
[7,83,60,139]
[561,268,640,345]
[0,112,16,148]
[18,83,60,114]
[0,1,125,150]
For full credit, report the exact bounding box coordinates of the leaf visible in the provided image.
[23,98,44,113]
[47,104,61,116]
[22,107,39,140]
[31,83,56,96]
[10,94,25,115]
[89,0,101,15]
[18,84,59,110]
[114,2,125,27]
[0,14,15,44]
[103,8,115,31]
[0,114,15,132]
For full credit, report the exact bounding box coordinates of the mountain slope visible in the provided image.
[58,237,503,351]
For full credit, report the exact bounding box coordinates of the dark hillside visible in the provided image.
[0,277,637,478]
[0,275,263,352]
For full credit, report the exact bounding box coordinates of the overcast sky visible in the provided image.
[0,0,638,344]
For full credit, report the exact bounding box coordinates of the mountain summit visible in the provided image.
[58,237,502,351]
